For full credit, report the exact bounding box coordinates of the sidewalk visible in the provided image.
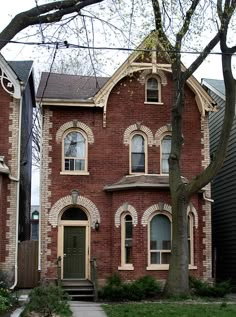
[69,301,108,317]
[10,300,108,317]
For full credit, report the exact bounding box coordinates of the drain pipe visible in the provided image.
[38,104,43,274]
[203,191,214,203]
[10,83,24,290]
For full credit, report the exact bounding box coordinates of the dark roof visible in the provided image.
[104,175,188,191]
[37,72,110,100]
[8,60,33,83]
[202,78,225,97]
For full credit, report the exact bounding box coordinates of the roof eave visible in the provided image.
[37,98,97,107]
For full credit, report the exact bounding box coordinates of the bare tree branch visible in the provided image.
[0,0,104,50]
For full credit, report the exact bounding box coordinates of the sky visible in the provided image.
[0,1,228,205]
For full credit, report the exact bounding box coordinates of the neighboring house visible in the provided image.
[31,205,39,240]
[202,78,236,290]
[0,54,35,286]
[37,34,215,288]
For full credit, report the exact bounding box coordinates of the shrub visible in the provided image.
[189,276,231,298]
[21,284,72,317]
[0,288,16,313]
[99,274,161,301]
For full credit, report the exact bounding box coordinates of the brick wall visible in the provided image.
[40,69,211,283]
[0,92,20,280]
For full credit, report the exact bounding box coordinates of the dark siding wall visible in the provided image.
[209,90,236,289]
[19,76,35,241]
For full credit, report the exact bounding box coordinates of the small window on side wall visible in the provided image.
[146,77,160,103]
[131,134,146,173]
[63,130,87,173]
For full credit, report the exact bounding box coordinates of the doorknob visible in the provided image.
[63,253,67,257]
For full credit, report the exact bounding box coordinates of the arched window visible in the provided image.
[130,134,146,173]
[161,135,171,174]
[149,214,171,266]
[146,77,160,103]
[63,130,87,173]
[188,213,194,266]
[61,207,88,221]
[119,213,134,270]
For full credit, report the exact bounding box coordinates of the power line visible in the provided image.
[2,39,236,56]
[21,44,59,166]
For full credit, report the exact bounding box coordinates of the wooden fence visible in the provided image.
[17,240,39,288]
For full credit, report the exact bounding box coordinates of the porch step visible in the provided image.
[61,279,95,301]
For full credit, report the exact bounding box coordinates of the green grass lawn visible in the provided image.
[102,303,236,317]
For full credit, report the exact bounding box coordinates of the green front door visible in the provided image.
[63,226,86,279]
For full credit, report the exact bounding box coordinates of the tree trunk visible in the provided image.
[164,186,190,296]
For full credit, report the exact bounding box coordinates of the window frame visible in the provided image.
[118,212,134,270]
[145,75,162,104]
[188,212,194,267]
[160,133,172,175]
[61,129,89,175]
[146,210,196,271]
[129,132,148,175]
[147,211,172,270]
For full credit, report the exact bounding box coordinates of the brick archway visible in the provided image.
[48,195,100,228]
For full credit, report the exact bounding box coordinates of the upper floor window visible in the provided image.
[146,77,160,103]
[149,214,171,266]
[161,135,171,174]
[63,130,87,173]
[130,134,146,174]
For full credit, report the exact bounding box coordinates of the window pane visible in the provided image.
[151,252,160,264]
[147,78,158,90]
[125,246,132,264]
[62,208,88,220]
[131,135,144,153]
[150,215,171,250]
[64,131,85,158]
[75,159,85,171]
[162,252,171,264]
[147,78,158,102]
[162,136,171,174]
[125,219,132,239]
[131,153,145,172]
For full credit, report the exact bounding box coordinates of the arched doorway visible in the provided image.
[58,207,90,279]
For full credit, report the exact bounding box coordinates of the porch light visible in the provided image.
[95,220,100,231]
[71,189,79,204]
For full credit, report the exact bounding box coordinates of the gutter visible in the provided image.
[10,82,24,290]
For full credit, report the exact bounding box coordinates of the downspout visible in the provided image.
[10,82,24,290]
[203,191,214,203]
[38,104,43,273]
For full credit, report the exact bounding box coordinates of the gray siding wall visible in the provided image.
[209,90,236,289]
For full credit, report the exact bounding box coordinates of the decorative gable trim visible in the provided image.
[93,32,216,127]
[0,54,21,99]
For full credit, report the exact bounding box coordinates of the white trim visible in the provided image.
[58,220,90,280]
[60,171,90,176]
[129,132,148,174]
[144,102,164,105]
[118,265,134,271]
[62,129,88,174]
[201,79,225,101]
[0,54,21,99]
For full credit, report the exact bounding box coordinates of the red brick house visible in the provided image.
[0,54,35,286]
[37,35,215,289]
